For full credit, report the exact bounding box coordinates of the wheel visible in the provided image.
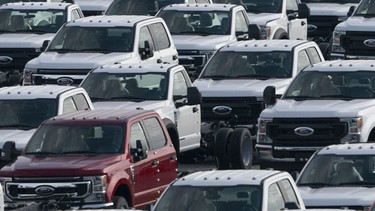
[214,128,233,170]
[113,196,129,209]
[229,128,252,169]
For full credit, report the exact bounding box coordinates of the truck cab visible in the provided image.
[23,15,178,86]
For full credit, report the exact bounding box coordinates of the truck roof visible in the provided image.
[305,60,375,72]
[221,40,311,52]
[0,2,72,10]
[93,63,182,74]
[47,109,155,123]
[67,15,159,27]
[317,143,375,155]
[161,3,239,12]
[172,170,287,186]
[0,85,81,99]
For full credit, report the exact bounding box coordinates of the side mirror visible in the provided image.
[187,86,202,105]
[348,6,356,16]
[139,40,154,60]
[41,40,51,52]
[298,3,310,19]
[248,24,261,40]
[1,141,20,163]
[130,140,148,162]
[263,86,276,107]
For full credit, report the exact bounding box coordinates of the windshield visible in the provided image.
[0,99,57,128]
[158,10,231,35]
[81,72,168,101]
[283,71,375,99]
[25,124,124,154]
[200,51,293,79]
[0,9,66,33]
[298,154,375,186]
[47,26,134,53]
[213,0,283,13]
[154,185,261,211]
[354,0,375,16]
[105,0,159,15]
[300,0,360,3]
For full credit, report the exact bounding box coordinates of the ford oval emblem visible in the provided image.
[212,106,232,115]
[35,185,55,196]
[307,24,317,32]
[57,77,74,85]
[364,39,375,47]
[294,127,314,136]
[0,56,13,65]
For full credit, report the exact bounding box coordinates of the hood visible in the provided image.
[299,186,375,207]
[0,33,55,48]
[308,3,358,16]
[0,154,123,176]
[172,35,233,51]
[0,129,36,150]
[246,13,282,25]
[26,52,135,69]
[93,101,167,111]
[261,99,375,118]
[193,78,291,97]
[336,16,375,31]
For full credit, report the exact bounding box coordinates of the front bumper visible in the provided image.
[256,144,323,163]
[330,53,375,60]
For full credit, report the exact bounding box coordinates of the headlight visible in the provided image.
[341,117,362,134]
[259,25,271,39]
[200,50,215,60]
[338,16,348,22]
[332,31,346,53]
[0,177,12,201]
[257,118,273,144]
[22,68,37,85]
[83,175,108,203]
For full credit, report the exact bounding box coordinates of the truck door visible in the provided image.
[172,71,201,152]
[286,0,307,40]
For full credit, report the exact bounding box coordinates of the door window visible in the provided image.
[143,117,167,150]
[297,50,311,73]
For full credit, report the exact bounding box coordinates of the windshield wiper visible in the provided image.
[247,9,263,14]
[61,150,98,155]
[48,48,79,53]
[298,182,333,188]
[0,30,12,33]
[336,181,375,186]
[189,30,213,36]
[201,75,235,80]
[354,13,375,18]
[320,95,354,100]
[236,74,272,80]
[79,48,113,54]
[283,95,317,101]
[109,96,146,102]
[26,151,56,155]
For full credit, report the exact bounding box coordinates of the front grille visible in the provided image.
[307,16,340,41]
[267,118,348,147]
[177,51,207,69]
[0,48,40,71]
[37,69,92,75]
[307,206,365,210]
[6,177,91,202]
[341,31,375,56]
[201,97,263,125]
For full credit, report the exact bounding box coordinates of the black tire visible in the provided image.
[113,196,129,209]
[229,128,252,169]
[215,128,233,170]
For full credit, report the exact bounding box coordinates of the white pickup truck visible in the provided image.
[0,2,84,86]
[193,39,324,169]
[258,60,375,170]
[152,169,306,211]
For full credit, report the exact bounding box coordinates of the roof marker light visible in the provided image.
[252,177,256,180]
[204,177,208,180]
[17,91,21,94]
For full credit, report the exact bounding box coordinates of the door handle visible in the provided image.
[170,155,177,161]
[193,107,199,113]
[157,59,162,63]
[151,160,160,167]
[301,21,306,26]
[173,55,178,60]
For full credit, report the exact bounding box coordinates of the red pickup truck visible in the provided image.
[0,109,177,210]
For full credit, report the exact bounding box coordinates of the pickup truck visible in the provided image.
[74,0,113,16]
[0,2,84,86]
[193,39,324,169]
[80,63,202,160]
[23,15,178,86]
[152,169,306,211]
[0,109,177,210]
[0,85,94,168]
[258,60,375,170]
[156,3,252,78]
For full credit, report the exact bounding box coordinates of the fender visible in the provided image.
[273,28,289,39]
[163,118,180,154]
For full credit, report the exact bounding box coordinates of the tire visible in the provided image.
[113,196,129,209]
[229,128,253,169]
[214,128,233,170]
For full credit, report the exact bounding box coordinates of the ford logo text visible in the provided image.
[364,39,375,47]
[35,185,55,196]
[212,106,232,115]
[0,56,13,65]
[294,127,314,136]
[57,77,74,85]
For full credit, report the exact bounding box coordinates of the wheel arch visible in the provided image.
[273,28,289,39]
[163,118,180,154]
[114,184,132,207]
